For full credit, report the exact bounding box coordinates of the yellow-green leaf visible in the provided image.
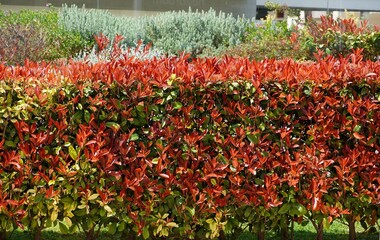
[68,145,78,160]
[88,194,99,201]
[104,205,113,213]
[51,210,58,222]
[166,222,178,228]
[64,217,72,227]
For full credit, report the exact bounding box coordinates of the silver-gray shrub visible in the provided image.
[144,9,249,56]
[59,5,146,46]
[58,5,250,56]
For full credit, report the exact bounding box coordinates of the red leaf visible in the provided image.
[159,173,170,179]
[353,132,365,140]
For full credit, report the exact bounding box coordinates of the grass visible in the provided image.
[5,221,379,240]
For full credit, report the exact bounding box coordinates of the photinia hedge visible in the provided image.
[0,49,380,240]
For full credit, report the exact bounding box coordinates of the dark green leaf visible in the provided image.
[143,226,150,239]
[247,133,259,144]
[106,122,121,132]
[278,203,291,214]
[84,110,90,123]
[59,222,69,234]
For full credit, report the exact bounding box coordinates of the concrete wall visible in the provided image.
[256,0,380,12]
[0,0,257,18]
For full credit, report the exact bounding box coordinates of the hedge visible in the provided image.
[0,51,379,240]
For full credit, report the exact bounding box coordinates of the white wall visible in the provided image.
[257,0,380,11]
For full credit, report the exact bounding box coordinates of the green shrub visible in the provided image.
[0,9,92,63]
[58,5,249,57]
[0,23,49,65]
[219,18,307,60]
[301,16,380,60]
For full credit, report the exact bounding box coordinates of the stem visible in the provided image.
[280,217,289,240]
[257,230,265,240]
[348,215,356,240]
[0,230,7,240]
[257,221,265,240]
[95,223,103,240]
[219,230,227,240]
[85,228,95,240]
[309,218,323,240]
[33,227,43,240]
[315,222,323,240]
[291,219,294,240]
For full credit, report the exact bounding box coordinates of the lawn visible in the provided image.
[6,222,379,240]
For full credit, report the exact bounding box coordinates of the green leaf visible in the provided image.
[118,221,126,232]
[186,206,195,216]
[68,145,78,160]
[108,222,117,235]
[136,105,145,112]
[34,193,44,203]
[152,158,159,164]
[143,226,150,239]
[247,133,259,144]
[100,208,106,217]
[353,125,361,132]
[84,110,90,123]
[173,101,183,110]
[61,197,73,206]
[59,222,69,234]
[73,209,87,217]
[210,178,217,186]
[278,203,291,214]
[72,111,83,123]
[244,207,252,218]
[106,122,121,132]
[323,218,331,230]
[130,133,139,141]
[6,92,12,106]
[258,122,266,131]
[294,203,307,216]
[5,140,16,148]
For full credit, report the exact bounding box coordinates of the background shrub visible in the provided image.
[219,16,380,62]
[75,34,165,63]
[301,16,380,60]
[0,23,49,65]
[143,9,248,56]
[218,18,307,60]
[58,5,249,58]
[58,5,146,47]
[0,9,92,64]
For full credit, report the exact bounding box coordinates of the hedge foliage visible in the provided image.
[0,50,379,240]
